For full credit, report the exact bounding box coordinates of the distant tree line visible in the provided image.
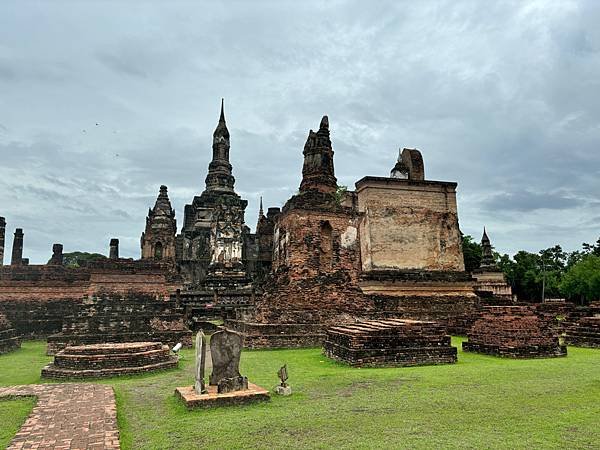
[48,251,107,268]
[462,235,600,305]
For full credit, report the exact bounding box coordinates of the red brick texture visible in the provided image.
[463,306,566,358]
[0,383,120,450]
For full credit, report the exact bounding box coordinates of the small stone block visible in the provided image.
[274,385,292,396]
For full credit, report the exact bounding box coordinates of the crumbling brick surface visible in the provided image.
[463,306,566,358]
[46,293,192,355]
[255,208,371,326]
[0,311,20,354]
[0,261,182,338]
[323,318,457,367]
[0,383,120,449]
[565,303,600,347]
[42,342,178,379]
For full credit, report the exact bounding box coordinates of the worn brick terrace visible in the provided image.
[0,383,119,450]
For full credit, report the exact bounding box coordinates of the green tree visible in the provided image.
[56,251,107,268]
[462,235,482,273]
[560,255,600,305]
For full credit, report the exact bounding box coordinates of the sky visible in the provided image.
[1,0,599,264]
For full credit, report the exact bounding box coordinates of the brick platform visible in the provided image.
[0,311,20,354]
[175,383,270,409]
[0,383,119,449]
[42,342,178,379]
[566,316,600,348]
[323,318,457,367]
[462,306,567,358]
[47,293,192,355]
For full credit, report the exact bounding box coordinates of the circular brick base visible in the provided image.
[42,341,178,379]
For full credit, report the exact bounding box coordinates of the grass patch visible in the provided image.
[0,397,36,448]
[1,338,600,449]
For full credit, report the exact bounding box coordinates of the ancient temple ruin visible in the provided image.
[228,115,478,348]
[472,229,514,303]
[141,185,177,262]
[175,100,253,288]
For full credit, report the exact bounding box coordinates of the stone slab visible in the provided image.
[175,383,270,409]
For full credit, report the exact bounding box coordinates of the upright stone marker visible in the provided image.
[209,328,248,393]
[194,331,207,394]
[175,327,269,408]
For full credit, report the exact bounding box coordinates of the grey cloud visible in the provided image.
[1,0,600,262]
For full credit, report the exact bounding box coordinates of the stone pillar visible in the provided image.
[109,238,119,260]
[0,217,5,266]
[11,228,23,266]
[49,243,64,265]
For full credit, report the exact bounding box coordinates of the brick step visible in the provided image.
[462,342,567,358]
[0,336,21,354]
[324,342,457,367]
[42,357,178,379]
[63,341,164,355]
[46,330,191,355]
[54,352,172,370]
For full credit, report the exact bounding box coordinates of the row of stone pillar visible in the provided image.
[0,216,121,266]
[0,218,27,266]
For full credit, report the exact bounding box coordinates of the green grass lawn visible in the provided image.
[1,339,599,449]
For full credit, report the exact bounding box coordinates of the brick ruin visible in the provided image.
[462,306,566,358]
[0,257,183,339]
[472,229,514,304]
[228,116,479,347]
[565,302,600,348]
[0,311,20,354]
[6,106,596,355]
[46,292,191,355]
[323,319,457,367]
[42,342,178,379]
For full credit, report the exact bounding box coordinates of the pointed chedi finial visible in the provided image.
[319,115,329,130]
[220,98,225,123]
[259,196,264,217]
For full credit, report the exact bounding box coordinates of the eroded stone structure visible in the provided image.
[0,217,5,266]
[141,185,177,262]
[175,327,269,408]
[176,101,252,287]
[324,319,457,367]
[229,115,478,348]
[11,228,24,266]
[462,306,566,358]
[472,229,514,303]
[42,342,178,379]
[0,259,182,339]
[46,292,192,354]
[0,311,20,354]
[565,302,600,347]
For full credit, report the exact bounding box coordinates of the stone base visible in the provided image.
[274,385,292,396]
[565,316,600,348]
[175,383,270,409]
[463,306,567,359]
[42,342,179,379]
[0,329,20,355]
[226,320,326,349]
[47,330,192,355]
[462,342,567,358]
[323,319,457,367]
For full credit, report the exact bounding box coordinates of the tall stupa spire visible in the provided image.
[480,227,495,268]
[205,99,235,193]
[299,115,337,194]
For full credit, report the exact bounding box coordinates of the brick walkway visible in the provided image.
[0,383,120,450]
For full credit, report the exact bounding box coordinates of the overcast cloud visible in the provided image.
[1,0,599,263]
